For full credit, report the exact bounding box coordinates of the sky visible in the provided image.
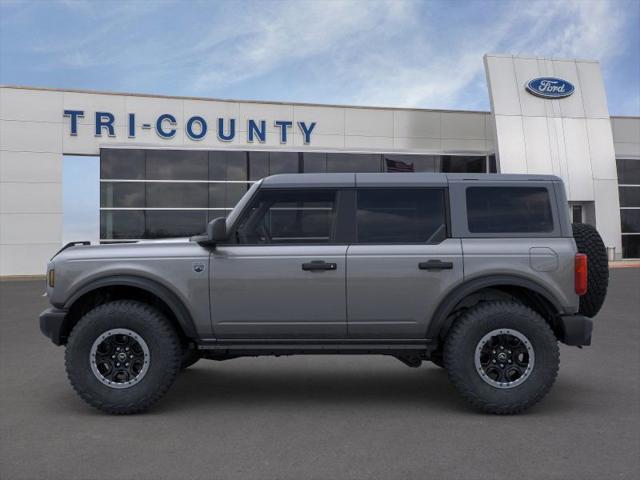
[1,0,639,114]
[1,0,639,242]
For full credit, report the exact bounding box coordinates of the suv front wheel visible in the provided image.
[443,301,559,414]
[65,300,182,414]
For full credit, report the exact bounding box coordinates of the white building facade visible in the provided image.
[1,54,639,276]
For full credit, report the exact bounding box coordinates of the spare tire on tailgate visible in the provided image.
[572,223,609,317]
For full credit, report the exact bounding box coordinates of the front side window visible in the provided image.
[466,187,554,233]
[356,189,447,243]
[234,189,337,244]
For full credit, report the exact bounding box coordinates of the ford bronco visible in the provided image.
[39,173,609,414]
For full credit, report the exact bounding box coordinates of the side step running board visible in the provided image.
[196,339,436,356]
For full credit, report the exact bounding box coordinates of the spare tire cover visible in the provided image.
[572,223,609,317]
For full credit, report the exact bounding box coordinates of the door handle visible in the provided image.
[419,260,453,271]
[302,260,337,272]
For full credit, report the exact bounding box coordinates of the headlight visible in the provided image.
[47,268,55,288]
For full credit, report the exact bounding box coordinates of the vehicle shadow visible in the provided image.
[50,359,587,417]
[156,361,472,414]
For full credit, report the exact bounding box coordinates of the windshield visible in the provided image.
[225,180,262,230]
[191,180,262,240]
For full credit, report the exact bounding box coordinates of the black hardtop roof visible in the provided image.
[260,172,561,188]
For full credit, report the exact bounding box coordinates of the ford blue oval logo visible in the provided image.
[526,77,575,99]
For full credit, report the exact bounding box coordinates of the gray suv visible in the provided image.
[39,173,609,414]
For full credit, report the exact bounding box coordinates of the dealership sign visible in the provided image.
[525,77,575,99]
[63,110,317,144]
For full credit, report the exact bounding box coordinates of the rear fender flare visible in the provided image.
[426,275,565,340]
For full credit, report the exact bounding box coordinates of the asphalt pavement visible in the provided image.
[1,269,639,480]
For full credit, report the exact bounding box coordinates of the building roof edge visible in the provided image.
[0,84,490,115]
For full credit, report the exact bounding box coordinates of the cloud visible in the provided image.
[186,1,414,92]
[173,0,631,109]
[2,0,637,114]
[334,0,630,109]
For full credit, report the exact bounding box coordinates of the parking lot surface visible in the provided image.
[1,269,639,480]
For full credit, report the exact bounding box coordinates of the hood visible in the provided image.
[51,237,202,262]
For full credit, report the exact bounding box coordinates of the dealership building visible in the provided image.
[1,53,639,276]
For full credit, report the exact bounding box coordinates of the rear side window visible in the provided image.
[466,187,554,233]
[356,189,447,243]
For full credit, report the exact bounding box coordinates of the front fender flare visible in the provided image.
[63,274,198,338]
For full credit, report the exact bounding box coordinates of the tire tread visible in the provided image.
[444,301,559,414]
[65,300,181,415]
[572,223,609,318]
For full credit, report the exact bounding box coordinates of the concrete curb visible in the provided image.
[0,275,45,282]
[608,261,640,269]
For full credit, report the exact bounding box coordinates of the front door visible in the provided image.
[210,188,347,338]
[346,187,464,338]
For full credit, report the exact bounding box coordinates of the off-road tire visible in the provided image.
[181,345,201,370]
[65,300,182,414]
[572,223,609,318]
[444,301,559,414]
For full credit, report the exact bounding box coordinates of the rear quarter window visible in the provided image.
[466,186,554,233]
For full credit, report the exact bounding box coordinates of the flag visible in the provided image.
[385,158,415,172]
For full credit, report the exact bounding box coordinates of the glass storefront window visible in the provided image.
[384,154,439,172]
[100,210,209,239]
[208,183,251,209]
[617,159,640,185]
[442,155,486,173]
[302,152,327,173]
[147,150,208,180]
[226,151,249,181]
[622,236,640,258]
[100,149,145,179]
[208,151,226,180]
[616,159,640,258]
[145,210,208,238]
[327,153,381,172]
[100,210,145,239]
[249,152,269,180]
[572,205,583,224]
[489,154,498,173]
[100,182,145,208]
[621,210,640,233]
[209,183,226,209]
[99,149,494,241]
[619,187,640,207]
[226,183,250,206]
[269,152,299,175]
[208,150,249,181]
[146,182,208,208]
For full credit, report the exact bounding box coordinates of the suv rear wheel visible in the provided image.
[65,300,182,414]
[443,301,559,414]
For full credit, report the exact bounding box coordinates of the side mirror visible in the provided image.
[207,217,227,243]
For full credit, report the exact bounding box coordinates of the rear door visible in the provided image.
[346,187,463,338]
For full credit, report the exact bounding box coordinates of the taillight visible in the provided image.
[575,253,587,296]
